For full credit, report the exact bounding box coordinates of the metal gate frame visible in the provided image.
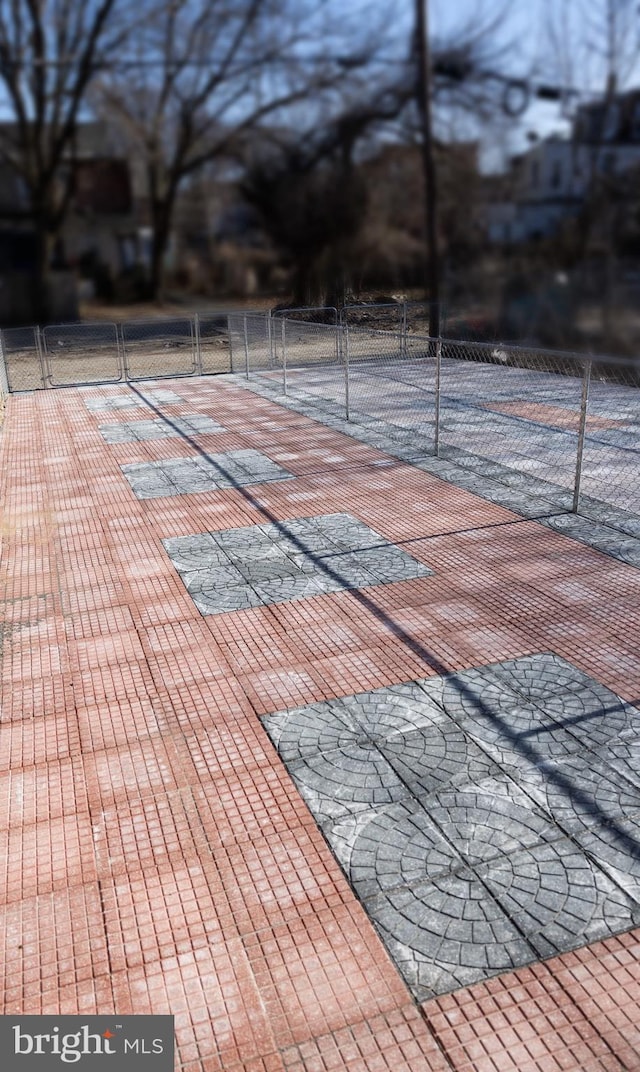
[120,318,198,381]
[42,322,123,387]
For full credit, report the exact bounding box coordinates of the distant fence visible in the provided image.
[1,312,234,392]
[2,303,638,519]
[236,309,640,520]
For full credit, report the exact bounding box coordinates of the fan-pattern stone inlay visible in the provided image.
[85,389,182,410]
[263,654,640,1000]
[122,449,294,499]
[100,415,224,442]
[164,513,432,614]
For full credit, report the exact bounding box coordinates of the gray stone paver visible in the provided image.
[515,752,640,834]
[575,821,640,902]
[328,798,459,896]
[99,415,224,442]
[85,388,182,410]
[480,839,638,959]
[122,448,293,499]
[377,724,501,798]
[365,870,534,998]
[163,512,432,614]
[262,652,640,1000]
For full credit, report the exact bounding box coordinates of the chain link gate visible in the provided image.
[0,326,47,391]
[121,317,197,380]
[197,313,232,374]
[42,322,122,386]
[3,303,638,522]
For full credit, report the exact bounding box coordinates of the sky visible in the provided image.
[2,0,639,172]
[338,0,581,169]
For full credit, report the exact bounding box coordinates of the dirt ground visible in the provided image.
[79,294,275,322]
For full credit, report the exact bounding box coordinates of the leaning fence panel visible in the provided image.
[0,333,9,397]
[577,357,640,519]
[122,318,196,379]
[438,340,587,510]
[1,327,46,391]
[42,322,122,386]
[403,302,443,357]
[230,313,272,376]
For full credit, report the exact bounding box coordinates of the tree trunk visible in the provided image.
[32,217,55,326]
[148,210,170,301]
[291,257,319,308]
[147,182,179,301]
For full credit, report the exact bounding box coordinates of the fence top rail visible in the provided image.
[440,334,640,371]
[120,316,194,327]
[42,320,118,331]
[342,302,403,311]
[273,306,338,321]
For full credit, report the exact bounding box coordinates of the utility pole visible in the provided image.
[415,0,441,339]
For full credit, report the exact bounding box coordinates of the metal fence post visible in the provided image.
[243,315,250,380]
[434,336,442,456]
[282,317,288,395]
[344,323,350,421]
[0,331,9,397]
[35,326,51,388]
[267,311,274,368]
[572,359,592,513]
[193,313,203,375]
[401,301,408,358]
[118,323,129,381]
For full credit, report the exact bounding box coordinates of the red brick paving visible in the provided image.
[1,378,640,1069]
[483,401,627,432]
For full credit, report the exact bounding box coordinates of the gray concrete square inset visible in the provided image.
[99,415,224,442]
[123,449,294,499]
[163,513,432,614]
[262,654,640,1000]
[85,388,182,410]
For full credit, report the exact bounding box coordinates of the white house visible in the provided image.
[485,89,640,244]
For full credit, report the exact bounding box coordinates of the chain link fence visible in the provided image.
[580,360,640,517]
[0,331,9,400]
[436,340,587,509]
[271,308,341,405]
[121,317,196,380]
[228,312,273,375]
[1,304,637,520]
[343,326,436,441]
[0,310,246,389]
[242,313,639,520]
[196,313,232,374]
[43,322,122,386]
[0,326,46,391]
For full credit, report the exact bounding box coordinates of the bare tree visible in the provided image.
[95,0,383,300]
[240,7,510,310]
[240,54,423,309]
[0,0,134,319]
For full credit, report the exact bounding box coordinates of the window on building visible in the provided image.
[550,160,563,189]
[632,102,640,142]
[602,104,619,141]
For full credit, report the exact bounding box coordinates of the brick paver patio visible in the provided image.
[2,376,640,1070]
